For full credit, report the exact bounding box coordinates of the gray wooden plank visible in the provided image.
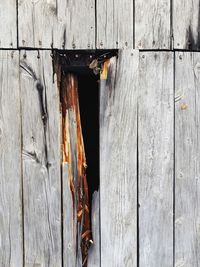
[175,52,200,266]
[100,50,138,267]
[173,0,200,50]
[62,163,76,267]
[0,1,17,48]
[18,0,95,49]
[88,191,100,267]
[0,51,22,266]
[54,0,95,49]
[135,0,171,49]
[96,0,133,49]
[138,52,174,267]
[20,50,62,266]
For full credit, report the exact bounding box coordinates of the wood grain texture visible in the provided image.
[100,50,138,267]
[62,108,81,267]
[0,51,22,266]
[20,50,62,266]
[18,0,95,49]
[135,0,171,49]
[138,52,174,266]
[54,0,95,49]
[175,52,200,266]
[0,1,17,48]
[62,163,76,267]
[88,191,100,267]
[173,0,200,50]
[97,0,133,49]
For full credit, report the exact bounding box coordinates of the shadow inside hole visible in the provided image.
[77,70,100,210]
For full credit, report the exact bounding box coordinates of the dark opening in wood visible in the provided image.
[77,71,99,210]
[53,50,117,267]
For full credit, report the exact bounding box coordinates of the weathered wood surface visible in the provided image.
[135,0,171,49]
[175,52,200,266]
[100,50,138,267]
[88,191,100,267]
[0,51,22,266]
[62,106,80,267]
[173,0,200,50]
[0,1,17,48]
[138,52,174,266]
[62,163,76,267]
[96,0,133,49]
[20,50,62,266]
[18,0,95,49]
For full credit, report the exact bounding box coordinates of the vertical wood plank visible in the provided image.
[18,0,95,49]
[138,52,174,266]
[0,51,22,266]
[175,52,200,266]
[97,0,133,49]
[20,50,62,266]
[100,50,138,267]
[0,1,17,48]
[54,0,95,49]
[88,191,100,267]
[62,163,76,267]
[173,0,200,50]
[135,0,171,49]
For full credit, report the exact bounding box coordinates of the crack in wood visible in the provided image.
[20,62,49,168]
[54,54,93,267]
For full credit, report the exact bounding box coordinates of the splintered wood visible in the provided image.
[55,60,92,267]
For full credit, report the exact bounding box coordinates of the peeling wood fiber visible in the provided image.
[54,55,92,267]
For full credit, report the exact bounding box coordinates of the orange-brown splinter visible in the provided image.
[56,66,92,267]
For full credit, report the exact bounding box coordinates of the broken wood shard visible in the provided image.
[55,56,92,267]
